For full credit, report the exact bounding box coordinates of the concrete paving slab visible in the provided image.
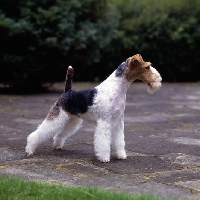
[1,83,200,199]
[122,182,198,199]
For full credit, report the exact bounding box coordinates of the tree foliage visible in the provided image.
[108,0,200,81]
[0,0,118,88]
[0,0,200,90]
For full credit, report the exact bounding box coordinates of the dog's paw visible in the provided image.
[98,157,110,163]
[53,139,64,150]
[26,151,34,157]
[54,146,62,150]
[116,151,127,160]
[116,155,127,160]
[53,144,63,150]
[25,146,34,157]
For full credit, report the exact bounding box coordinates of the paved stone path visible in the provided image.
[0,83,200,199]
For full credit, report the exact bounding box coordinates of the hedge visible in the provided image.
[107,0,200,82]
[0,0,118,89]
[0,0,200,90]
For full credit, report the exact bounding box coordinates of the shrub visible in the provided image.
[107,0,200,81]
[1,0,200,88]
[0,0,118,89]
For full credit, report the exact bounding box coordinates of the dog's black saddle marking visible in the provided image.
[115,58,129,77]
[59,88,97,115]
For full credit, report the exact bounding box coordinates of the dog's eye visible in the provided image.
[145,66,150,70]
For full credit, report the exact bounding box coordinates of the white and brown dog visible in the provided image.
[25,54,162,162]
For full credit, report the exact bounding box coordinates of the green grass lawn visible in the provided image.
[0,175,162,200]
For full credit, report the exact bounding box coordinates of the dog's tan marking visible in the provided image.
[123,54,151,82]
[46,101,60,120]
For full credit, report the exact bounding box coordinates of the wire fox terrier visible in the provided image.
[25,54,162,162]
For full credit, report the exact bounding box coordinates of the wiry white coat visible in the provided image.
[80,71,130,162]
[26,70,129,162]
[26,55,162,163]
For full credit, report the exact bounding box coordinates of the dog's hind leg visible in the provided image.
[25,108,69,156]
[53,116,82,150]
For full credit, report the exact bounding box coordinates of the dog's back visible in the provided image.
[61,66,97,116]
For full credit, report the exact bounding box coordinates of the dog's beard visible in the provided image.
[147,81,161,94]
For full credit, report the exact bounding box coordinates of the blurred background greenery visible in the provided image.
[0,0,200,90]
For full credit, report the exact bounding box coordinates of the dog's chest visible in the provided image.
[95,79,128,109]
[77,72,130,122]
[80,96,125,124]
[80,84,126,122]
[98,87,126,112]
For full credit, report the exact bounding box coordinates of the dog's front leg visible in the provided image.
[111,114,127,160]
[94,119,111,163]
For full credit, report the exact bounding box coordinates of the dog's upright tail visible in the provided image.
[64,66,74,92]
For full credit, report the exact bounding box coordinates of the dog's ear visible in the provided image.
[129,54,151,69]
[129,54,142,68]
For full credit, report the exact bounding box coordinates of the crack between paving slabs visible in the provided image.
[90,160,120,175]
[91,156,200,196]
[2,160,198,197]
[172,182,200,197]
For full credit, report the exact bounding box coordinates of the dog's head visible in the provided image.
[123,54,162,93]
